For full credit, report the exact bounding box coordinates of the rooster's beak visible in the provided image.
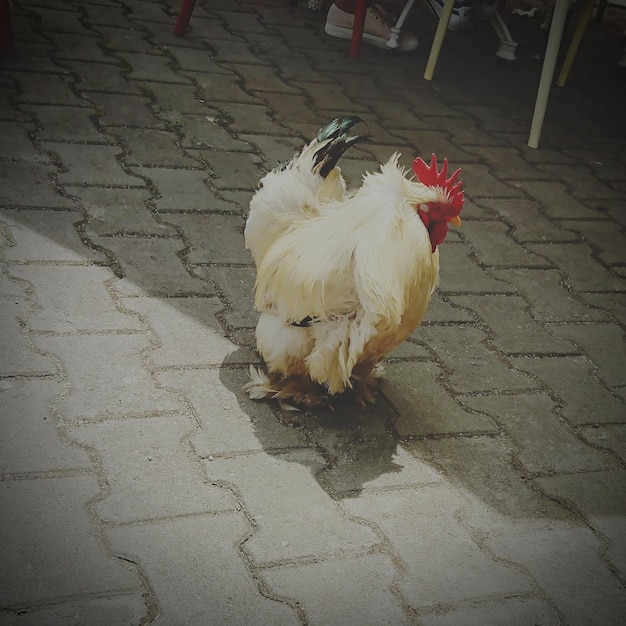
[449,216,462,227]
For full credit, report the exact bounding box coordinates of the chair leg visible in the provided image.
[424,0,456,80]
[528,0,569,148]
[173,0,198,37]
[557,0,595,86]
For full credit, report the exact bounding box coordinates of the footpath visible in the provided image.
[1,0,625,624]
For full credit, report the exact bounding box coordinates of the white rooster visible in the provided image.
[244,116,463,407]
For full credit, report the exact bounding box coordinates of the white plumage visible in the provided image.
[244,117,463,407]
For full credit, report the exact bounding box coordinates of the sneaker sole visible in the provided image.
[325,23,418,52]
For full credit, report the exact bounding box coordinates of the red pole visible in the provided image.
[173,0,197,37]
[349,0,367,59]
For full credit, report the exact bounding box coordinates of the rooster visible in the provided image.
[244,116,463,408]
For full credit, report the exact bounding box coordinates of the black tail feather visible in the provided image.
[313,116,370,179]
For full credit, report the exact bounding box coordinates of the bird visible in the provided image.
[243,116,464,408]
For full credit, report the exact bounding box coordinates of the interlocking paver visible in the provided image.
[2,0,625,623]
[206,450,379,564]
[0,476,141,607]
[11,265,142,333]
[343,484,534,610]
[262,554,409,626]
[0,378,91,474]
[119,296,236,366]
[34,333,183,421]
[67,415,235,522]
[106,514,299,626]
[509,355,626,424]
[463,392,617,473]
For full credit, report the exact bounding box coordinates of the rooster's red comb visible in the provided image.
[413,154,464,212]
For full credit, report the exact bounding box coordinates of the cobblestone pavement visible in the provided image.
[1,0,625,624]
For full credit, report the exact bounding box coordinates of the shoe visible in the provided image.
[325,3,418,52]
[424,0,472,32]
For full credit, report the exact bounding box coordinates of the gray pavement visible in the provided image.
[1,0,625,624]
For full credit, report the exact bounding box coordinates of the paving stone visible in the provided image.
[159,367,306,457]
[185,69,263,104]
[115,51,190,83]
[106,514,299,625]
[239,133,303,169]
[482,519,626,626]
[560,219,626,265]
[91,235,213,296]
[449,294,576,354]
[480,198,579,242]
[0,120,44,161]
[71,186,175,236]
[491,267,608,322]
[517,181,603,218]
[529,242,624,292]
[1,209,104,262]
[418,596,558,626]
[0,476,141,607]
[67,414,234,522]
[173,15,246,44]
[131,166,233,211]
[0,276,56,378]
[343,484,533,610]
[460,219,548,267]
[436,243,516,294]
[87,92,165,128]
[463,392,616,473]
[465,146,553,180]
[421,294,474,323]
[580,424,626,462]
[262,553,408,626]
[549,323,625,387]
[205,265,258,328]
[509,356,626,425]
[11,265,142,333]
[428,115,507,147]
[581,291,626,326]
[410,325,536,393]
[383,361,497,436]
[119,296,237,367]
[111,127,199,167]
[225,102,291,135]
[539,163,626,201]
[0,163,73,208]
[408,436,570,519]
[398,129,477,164]
[22,104,104,143]
[176,113,253,151]
[158,212,249,264]
[80,2,136,28]
[51,32,116,63]
[197,149,264,189]
[61,60,141,94]
[0,594,147,626]
[44,142,140,187]
[536,470,626,573]
[34,333,183,421]
[0,378,91,475]
[142,82,218,115]
[206,450,378,564]
[9,72,87,105]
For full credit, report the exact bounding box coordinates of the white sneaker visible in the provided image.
[325,3,418,52]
